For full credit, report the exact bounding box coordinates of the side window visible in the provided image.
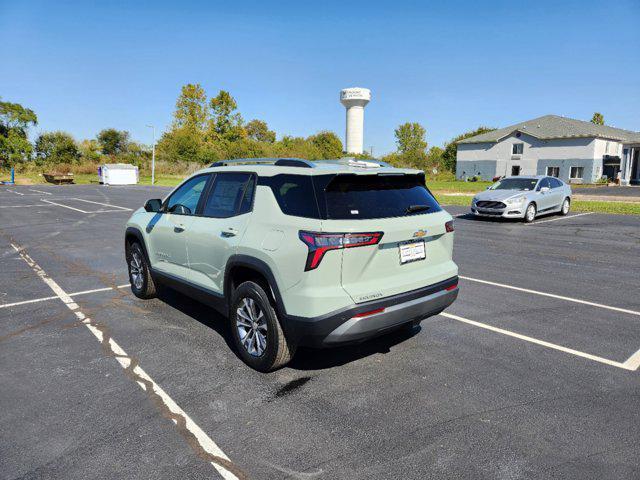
[165,175,209,215]
[538,178,550,190]
[265,174,320,218]
[550,178,562,189]
[202,172,254,218]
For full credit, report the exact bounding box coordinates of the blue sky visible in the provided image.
[1,0,638,154]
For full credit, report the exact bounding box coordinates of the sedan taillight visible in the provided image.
[298,231,384,271]
[445,220,454,233]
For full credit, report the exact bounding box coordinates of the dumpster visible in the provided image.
[98,164,139,185]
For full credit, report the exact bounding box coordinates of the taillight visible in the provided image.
[299,231,383,271]
[445,220,454,233]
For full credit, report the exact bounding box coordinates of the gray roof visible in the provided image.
[458,115,640,144]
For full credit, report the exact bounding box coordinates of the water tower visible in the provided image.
[340,87,371,154]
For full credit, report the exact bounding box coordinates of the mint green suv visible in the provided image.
[125,158,458,371]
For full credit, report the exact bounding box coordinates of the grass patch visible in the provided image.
[1,171,185,187]
[427,180,491,193]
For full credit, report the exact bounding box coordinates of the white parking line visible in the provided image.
[527,212,593,225]
[6,189,24,195]
[0,284,130,309]
[460,276,640,317]
[73,198,132,211]
[28,188,52,195]
[0,204,55,208]
[441,312,639,371]
[10,243,241,479]
[40,199,89,213]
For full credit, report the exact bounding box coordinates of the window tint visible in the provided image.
[549,178,563,188]
[165,175,209,215]
[265,174,320,218]
[203,173,253,218]
[323,174,441,219]
[538,178,550,190]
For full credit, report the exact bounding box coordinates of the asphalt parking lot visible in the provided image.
[1,184,639,479]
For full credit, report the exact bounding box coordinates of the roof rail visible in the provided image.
[209,158,313,168]
[315,157,392,168]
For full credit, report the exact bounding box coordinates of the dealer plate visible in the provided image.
[399,240,426,264]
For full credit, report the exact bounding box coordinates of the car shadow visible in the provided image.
[155,286,237,354]
[155,285,421,371]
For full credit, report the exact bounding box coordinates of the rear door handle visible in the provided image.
[221,227,237,237]
[174,224,186,233]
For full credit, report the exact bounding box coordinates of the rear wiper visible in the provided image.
[406,204,431,213]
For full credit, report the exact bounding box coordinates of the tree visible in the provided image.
[395,122,427,154]
[591,112,604,125]
[245,119,276,143]
[209,90,245,141]
[173,84,208,132]
[308,131,343,159]
[97,128,130,155]
[0,101,38,137]
[0,100,38,166]
[35,131,80,164]
[441,126,495,173]
[78,139,102,162]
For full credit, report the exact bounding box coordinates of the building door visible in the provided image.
[511,165,521,176]
[632,149,640,185]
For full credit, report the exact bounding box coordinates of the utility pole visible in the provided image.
[146,125,156,186]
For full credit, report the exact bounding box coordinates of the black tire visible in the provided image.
[127,242,157,299]
[560,197,571,216]
[524,202,537,223]
[230,281,295,372]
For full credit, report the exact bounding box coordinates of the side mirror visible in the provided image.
[144,199,162,212]
[486,186,491,190]
[540,186,550,193]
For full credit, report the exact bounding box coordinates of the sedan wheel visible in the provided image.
[561,198,570,215]
[524,203,536,223]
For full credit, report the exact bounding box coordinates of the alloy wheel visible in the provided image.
[236,297,267,357]
[130,251,144,290]
[526,204,536,222]
[562,199,570,214]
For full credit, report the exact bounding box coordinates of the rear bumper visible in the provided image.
[282,277,458,347]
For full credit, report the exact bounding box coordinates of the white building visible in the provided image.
[456,115,640,184]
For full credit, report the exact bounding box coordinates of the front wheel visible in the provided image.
[524,203,537,223]
[560,197,570,216]
[230,281,295,372]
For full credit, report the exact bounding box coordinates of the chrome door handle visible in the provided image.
[221,227,237,237]
[174,224,186,233]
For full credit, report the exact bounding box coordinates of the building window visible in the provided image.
[511,165,521,176]
[546,166,560,177]
[570,166,584,179]
[512,143,524,155]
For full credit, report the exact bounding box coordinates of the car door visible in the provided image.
[548,177,565,208]
[147,174,210,280]
[186,172,256,294]
[536,177,554,211]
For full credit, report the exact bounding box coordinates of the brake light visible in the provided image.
[353,307,385,318]
[445,220,454,233]
[299,230,384,271]
[445,283,458,291]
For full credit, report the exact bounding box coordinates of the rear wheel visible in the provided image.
[524,203,537,223]
[560,197,570,215]
[127,242,156,299]
[230,281,295,372]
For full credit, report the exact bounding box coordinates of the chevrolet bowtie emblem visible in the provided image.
[413,230,427,238]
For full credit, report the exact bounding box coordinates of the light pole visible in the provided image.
[146,125,156,186]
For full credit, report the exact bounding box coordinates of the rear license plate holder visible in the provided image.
[399,240,426,264]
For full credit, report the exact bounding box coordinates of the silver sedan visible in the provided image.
[471,176,572,223]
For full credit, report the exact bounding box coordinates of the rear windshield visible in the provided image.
[322,174,441,219]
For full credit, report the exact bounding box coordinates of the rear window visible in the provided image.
[321,174,441,219]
